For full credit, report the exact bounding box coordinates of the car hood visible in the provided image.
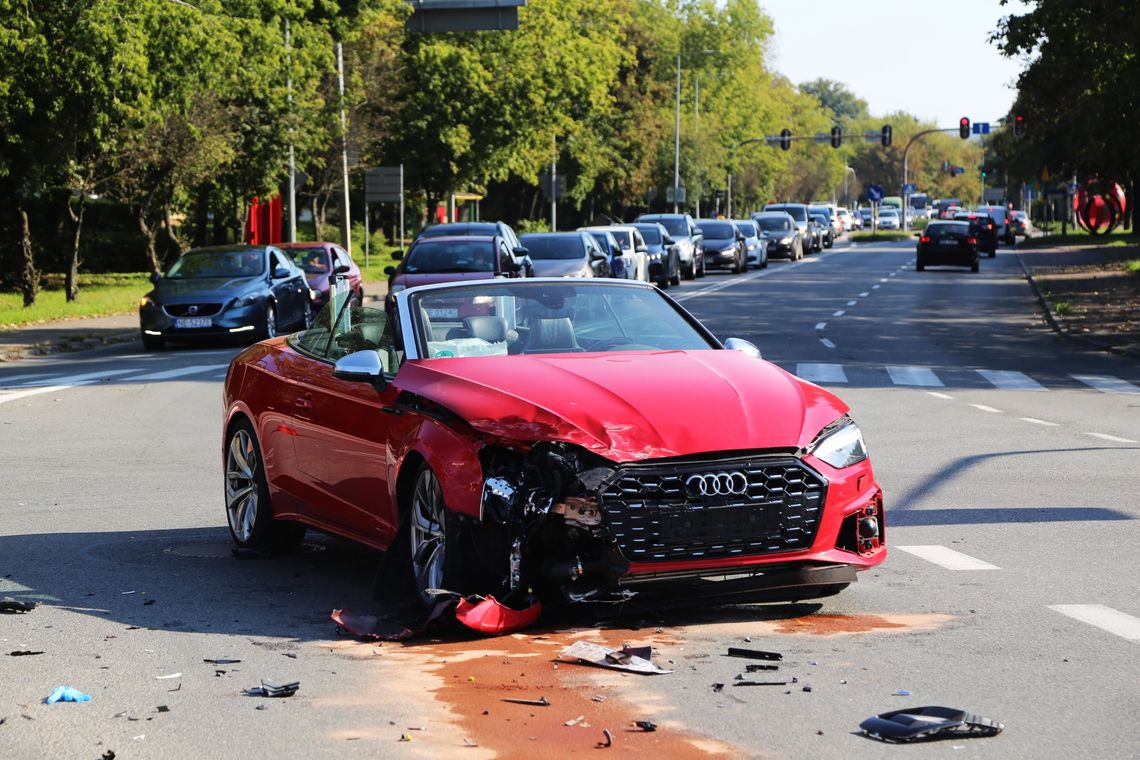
[531,259,588,278]
[702,236,735,249]
[155,277,261,299]
[395,350,847,461]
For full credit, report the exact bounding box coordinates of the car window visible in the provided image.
[290,292,403,372]
[697,221,735,238]
[521,235,585,260]
[636,225,662,245]
[610,230,632,249]
[290,246,331,274]
[167,249,264,278]
[498,241,513,271]
[404,240,495,273]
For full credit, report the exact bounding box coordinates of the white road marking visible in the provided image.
[896,545,1000,571]
[889,272,898,277]
[1048,605,1140,641]
[819,338,836,349]
[887,366,944,387]
[815,322,827,331]
[846,300,857,306]
[130,364,229,381]
[1071,374,1140,395]
[977,369,1047,391]
[1020,417,1059,427]
[1083,432,1138,444]
[859,292,870,297]
[11,368,140,388]
[796,363,847,383]
[879,278,889,283]
[926,391,954,400]
[832,310,846,317]
[872,284,881,289]
[970,404,1003,414]
[0,372,48,386]
[0,385,73,405]
[674,251,837,302]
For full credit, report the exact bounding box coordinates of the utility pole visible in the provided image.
[286,19,296,243]
[694,75,700,218]
[550,135,557,231]
[673,53,681,213]
[336,42,351,253]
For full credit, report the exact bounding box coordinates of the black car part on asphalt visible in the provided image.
[860,706,1004,743]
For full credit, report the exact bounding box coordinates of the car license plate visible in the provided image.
[939,239,959,246]
[426,308,458,319]
[174,317,212,329]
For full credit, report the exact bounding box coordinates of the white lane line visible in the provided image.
[1071,374,1140,395]
[889,272,898,277]
[674,250,836,302]
[970,404,1003,414]
[977,369,1047,392]
[872,284,881,289]
[819,338,837,349]
[879,278,888,283]
[11,368,140,388]
[0,385,72,405]
[887,366,944,387]
[1048,605,1140,641]
[1020,417,1059,427]
[896,545,1000,571]
[0,372,49,386]
[1083,432,1138,444]
[859,292,870,297]
[927,391,954,400]
[796,363,847,383]
[130,364,229,381]
[846,300,857,306]
[815,322,827,331]
[832,310,846,317]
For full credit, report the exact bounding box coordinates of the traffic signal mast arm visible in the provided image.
[901,124,997,230]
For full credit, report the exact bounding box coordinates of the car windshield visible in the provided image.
[697,221,735,238]
[166,249,264,278]
[288,247,331,274]
[409,281,715,358]
[754,216,790,232]
[418,223,496,238]
[609,230,632,249]
[520,235,585,260]
[404,240,495,273]
[879,210,899,218]
[927,222,969,237]
[635,225,662,244]
[809,213,829,223]
[734,221,757,237]
[769,206,807,222]
[642,217,688,237]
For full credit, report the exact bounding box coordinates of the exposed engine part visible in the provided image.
[553,497,602,528]
[509,538,522,591]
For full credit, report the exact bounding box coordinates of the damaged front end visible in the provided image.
[479,442,632,604]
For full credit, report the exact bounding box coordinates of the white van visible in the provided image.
[976,205,1014,245]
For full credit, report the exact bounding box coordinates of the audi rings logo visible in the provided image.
[685,471,749,498]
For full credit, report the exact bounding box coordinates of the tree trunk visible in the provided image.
[311,194,323,241]
[193,184,209,247]
[138,209,161,274]
[18,204,38,307]
[163,202,184,259]
[65,194,86,303]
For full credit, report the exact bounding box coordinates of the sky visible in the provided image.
[760,0,1032,127]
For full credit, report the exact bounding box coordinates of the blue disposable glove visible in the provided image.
[45,686,92,703]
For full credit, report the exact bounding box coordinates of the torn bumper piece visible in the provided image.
[454,594,542,636]
[618,563,857,607]
[860,706,1004,743]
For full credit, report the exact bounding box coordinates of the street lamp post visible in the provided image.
[672,50,713,214]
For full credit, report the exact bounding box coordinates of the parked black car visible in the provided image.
[696,219,746,273]
[631,222,683,288]
[139,245,312,350]
[751,211,804,260]
[953,212,998,257]
[916,221,980,273]
[808,209,835,249]
[519,232,612,278]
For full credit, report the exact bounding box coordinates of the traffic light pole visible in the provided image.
[902,128,958,231]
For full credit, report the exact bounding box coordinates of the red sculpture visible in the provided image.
[1073,179,1127,235]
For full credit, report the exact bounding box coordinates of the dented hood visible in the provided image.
[395,350,848,460]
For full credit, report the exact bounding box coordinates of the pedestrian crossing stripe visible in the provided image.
[886,366,943,387]
[1071,374,1140,395]
[1048,605,1140,641]
[895,545,1000,570]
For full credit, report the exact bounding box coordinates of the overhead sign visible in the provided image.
[902,183,916,194]
[813,132,830,145]
[365,167,403,203]
[407,0,526,32]
[666,186,687,204]
[867,184,884,202]
[971,122,991,135]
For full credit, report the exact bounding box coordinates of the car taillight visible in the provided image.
[919,236,931,244]
[966,236,977,244]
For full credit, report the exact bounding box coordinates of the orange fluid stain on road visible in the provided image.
[771,613,954,636]
[410,630,737,758]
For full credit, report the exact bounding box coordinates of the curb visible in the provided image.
[0,329,139,363]
[1015,252,1140,360]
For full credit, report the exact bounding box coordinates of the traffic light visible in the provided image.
[881,124,892,147]
[830,126,841,148]
[780,128,791,151]
[959,117,970,139]
[1013,114,1025,139]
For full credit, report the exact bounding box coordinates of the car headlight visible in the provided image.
[308,288,320,300]
[721,246,736,254]
[780,235,793,244]
[809,416,868,469]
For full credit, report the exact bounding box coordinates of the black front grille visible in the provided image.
[599,456,827,562]
[164,303,223,317]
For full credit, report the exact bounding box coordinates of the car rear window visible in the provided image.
[520,235,585,260]
[754,216,791,231]
[697,221,735,238]
[768,205,807,222]
[404,240,496,273]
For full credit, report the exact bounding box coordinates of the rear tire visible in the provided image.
[225,419,306,553]
[971,261,980,273]
[916,259,925,271]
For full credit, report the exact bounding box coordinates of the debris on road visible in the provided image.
[634,720,657,732]
[244,679,300,698]
[860,706,1004,743]
[44,686,92,703]
[725,647,782,661]
[203,659,242,665]
[564,715,585,726]
[454,593,542,636]
[596,728,614,748]
[558,641,672,675]
[398,733,413,742]
[733,680,788,687]
[744,663,779,672]
[154,673,181,680]
[9,650,44,656]
[0,597,36,613]
[712,683,725,693]
[591,695,607,703]
[892,689,912,696]
[500,696,550,707]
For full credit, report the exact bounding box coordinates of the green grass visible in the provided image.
[1052,300,1072,315]
[1125,259,1140,275]
[850,230,917,243]
[1,273,152,328]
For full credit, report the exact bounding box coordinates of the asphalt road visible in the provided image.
[2,237,1138,759]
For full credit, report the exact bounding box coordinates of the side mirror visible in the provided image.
[334,262,351,275]
[149,272,162,284]
[391,250,403,261]
[636,245,648,254]
[501,259,522,273]
[513,245,529,257]
[384,265,396,276]
[333,349,387,386]
[723,337,761,359]
[272,265,291,279]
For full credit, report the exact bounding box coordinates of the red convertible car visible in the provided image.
[223,279,885,607]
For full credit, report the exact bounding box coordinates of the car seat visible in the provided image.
[523,317,581,353]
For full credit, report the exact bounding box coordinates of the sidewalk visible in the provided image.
[0,279,390,363]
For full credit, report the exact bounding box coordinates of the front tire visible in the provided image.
[670,259,681,286]
[408,465,455,608]
[141,333,165,351]
[225,420,305,552]
[263,303,277,340]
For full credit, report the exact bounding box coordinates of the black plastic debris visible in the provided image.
[501,696,550,707]
[725,647,782,661]
[143,599,156,606]
[203,659,242,665]
[744,663,778,672]
[711,683,725,693]
[860,706,1004,743]
[156,706,170,713]
[244,679,299,698]
[101,751,116,760]
[634,721,657,732]
[9,651,44,657]
[0,597,35,613]
[733,680,787,687]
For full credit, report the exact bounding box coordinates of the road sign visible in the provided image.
[971,122,991,135]
[666,186,687,204]
[863,130,880,141]
[365,167,402,202]
[539,174,566,197]
[902,183,916,194]
[867,184,884,202]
